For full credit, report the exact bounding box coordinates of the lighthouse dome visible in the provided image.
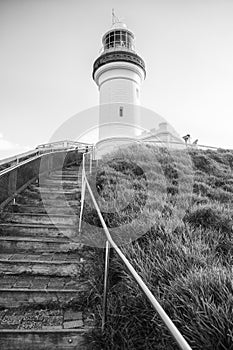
[111,21,127,30]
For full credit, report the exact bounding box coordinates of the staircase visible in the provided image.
[0,164,95,350]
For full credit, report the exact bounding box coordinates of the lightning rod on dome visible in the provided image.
[112,8,120,25]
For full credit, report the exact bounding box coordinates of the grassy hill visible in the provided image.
[86,144,233,350]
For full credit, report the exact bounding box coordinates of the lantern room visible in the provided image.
[102,22,135,52]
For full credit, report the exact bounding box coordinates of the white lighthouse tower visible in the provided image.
[93,12,146,154]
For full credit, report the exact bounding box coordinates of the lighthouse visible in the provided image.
[93,12,146,154]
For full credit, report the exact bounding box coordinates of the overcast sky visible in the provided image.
[1,0,233,158]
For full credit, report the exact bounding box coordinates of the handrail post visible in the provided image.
[78,177,86,234]
[102,240,110,332]
[8,169,17,205]
[78,153,86,234]
[89,150,92,174]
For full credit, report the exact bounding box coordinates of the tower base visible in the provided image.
[95,136,138,159]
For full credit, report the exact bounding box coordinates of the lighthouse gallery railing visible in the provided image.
[78,148,193,350]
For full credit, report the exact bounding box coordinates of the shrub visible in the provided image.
[185,204,233,235]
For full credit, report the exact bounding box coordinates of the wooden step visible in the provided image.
[0,328,90,350]
[5,205,79,215]
[52,170,80,176]
[15,194,80,206]
[0,304,93,330]
[0,274,87,290]
[0,254,84,277]
[0,223,78,239]
[0,236,82,253]
[49,176,80,183]
[2,213,79,225]
[28,185,80,193]
[0,285,89,308]
[24,189,79,200]
[37,180,79,189]
[49,176,80,181]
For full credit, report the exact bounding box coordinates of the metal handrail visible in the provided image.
[36,140,92,149]
[0,154,42,178]
[78,149,193,350]
[0,148,84,177]
[0,147,84,210]
[0,149,40,167]
[0,146,90,179]
[0,143,71,167]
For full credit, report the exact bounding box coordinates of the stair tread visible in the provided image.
[0,254,84,264]
[0,260,78,264]
[0,306,93,332]
[0,274,89,291]
[25,189,79,194]
[0,329,90,332]
[0,236,76,242]
[0,251,85,260]
[0,222,77,227]
[0,332,90,350]
[2,213,79,218]
[0,287,87,292]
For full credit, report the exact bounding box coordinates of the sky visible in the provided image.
[0,0,233,159]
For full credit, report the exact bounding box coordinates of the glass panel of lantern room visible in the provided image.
[121,32,126,47]
[126,33,134,50]
[105,34,110,49]
[109,32,114,48]
[115,31,121,47]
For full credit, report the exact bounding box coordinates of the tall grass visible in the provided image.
[86,145,233,349]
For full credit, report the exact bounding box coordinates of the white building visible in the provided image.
[139,122,183,147]
[92,16,146,156]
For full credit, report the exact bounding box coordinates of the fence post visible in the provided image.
[78,164,86,234]
[102,240,110,332]
[89,151,92,174]
[8,169,17,204]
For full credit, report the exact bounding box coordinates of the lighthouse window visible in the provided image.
[121,32,126,45]
[126,33,133,49]
[105,38,110,49]
[115,31,121,40]
[119,106,124,117]
[115,31,121,46]
[109,33,114,47]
